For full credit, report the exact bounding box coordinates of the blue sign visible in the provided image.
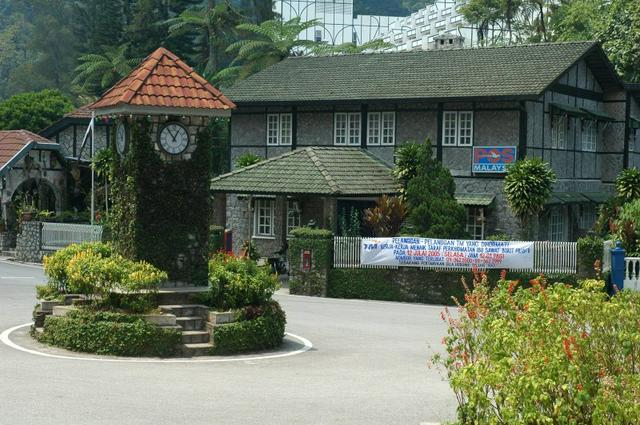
[472,146,517,173]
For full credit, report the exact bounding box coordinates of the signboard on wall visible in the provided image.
[360,237,534,269]
[472,146,517,173]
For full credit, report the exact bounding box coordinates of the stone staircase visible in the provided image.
[160,305,213,356]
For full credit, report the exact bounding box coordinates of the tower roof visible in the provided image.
[90,47,235,116]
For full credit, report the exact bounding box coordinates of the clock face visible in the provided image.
[115,122,127,155]
[159,123,189,155]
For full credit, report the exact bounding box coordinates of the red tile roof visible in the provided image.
[64,104,94,119]
[0,130,56,173]
[90,47,235,112]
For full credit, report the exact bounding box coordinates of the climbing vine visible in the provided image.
[109,117,213,284]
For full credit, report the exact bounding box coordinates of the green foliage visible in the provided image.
[207,253,279,310]
[289,227,333,296]
[615,167,640,203]
[614,199,640,254]
[35,283,62,301]
[504,158,556,238]
[43,242,113,291]
[0,89,73,132]
[363,195,407,237]
[110,118,213,284]
[597,0,640,83]
[211,300,286,354]
[338,207,362,237]
[577,235,604,277]
[328,269,404,302]
[38,309,180,357]
[433,274,640,424]
[234,152,263,168]
[73,44,141,95]
[399,141,467,238]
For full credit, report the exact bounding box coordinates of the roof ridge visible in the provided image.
[306,148,341,195]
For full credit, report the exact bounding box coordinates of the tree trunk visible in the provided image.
[207,0,218,73]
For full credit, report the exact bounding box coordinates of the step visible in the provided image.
[182,342,214,357]
[181,330,210,344]
[175,316,204,331]
[159,304,207,318]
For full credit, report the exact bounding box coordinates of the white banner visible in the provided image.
[361,237,534,269]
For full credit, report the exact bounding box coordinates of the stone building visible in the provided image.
[215,41,640,254]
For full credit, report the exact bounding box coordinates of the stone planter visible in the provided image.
[208,311,236,325]
[52,305,77,317]
[21,211,33,222]
[39,300,63,313]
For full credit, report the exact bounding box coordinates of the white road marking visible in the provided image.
[0,277,35,279]
[0,259,44,270]
[0,323,313,364]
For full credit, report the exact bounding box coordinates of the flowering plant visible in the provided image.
[433,271,640,424]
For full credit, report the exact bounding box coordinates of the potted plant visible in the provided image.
[19,195,38,222]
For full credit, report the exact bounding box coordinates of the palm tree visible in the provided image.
[73,44,140,94]
[214,17,321,85]
[166,0,244,77]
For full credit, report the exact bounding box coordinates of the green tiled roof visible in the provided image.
[210,147,399,196]
[226,41,601,104]
[455,193,495,206]
[545,192,612,205]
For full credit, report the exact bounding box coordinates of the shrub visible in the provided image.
[208,253,279,310]
[616,167,640,203]
[234,152,263,168]
[38,309,180,357]
[0,89,73,132]
[211,301,286,354]
[577,234,604,277]
[43,242,113,291]
[363,195,407,237]
[35,283,62,301]
[289,227,333,296]
[504,158,556,239]
[209,225,225,253]
[433,274,640,424]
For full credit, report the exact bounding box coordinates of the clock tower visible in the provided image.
[90,47,235,284]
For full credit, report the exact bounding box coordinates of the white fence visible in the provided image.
[624,257,640,291]
[333,237,577,274]
[41,222,103,250]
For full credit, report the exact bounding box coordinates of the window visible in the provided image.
[466,207,485,240]
[435,20,446,28]
[549,208,565,241]
[314,29,322,42]
[579,204,596,230]
[411,40,421,48]
[253,198,275,237]
[420,26,430,34]
[442,7,451,15]
[287,200,301,236]
[552,114,568,149]
[367,112,395,146]
[266,113,292,146]
[443,111,473,146]
[450,15,462,24]
[407,29,417,38]
[428,12,438,20]
[582,120,597,152]
[416,17,425,25]
[335,113,361,146]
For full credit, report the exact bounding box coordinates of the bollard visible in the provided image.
[610,241,626,291]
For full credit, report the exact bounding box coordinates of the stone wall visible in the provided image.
[16,221,42,263]
[0,230,16,251]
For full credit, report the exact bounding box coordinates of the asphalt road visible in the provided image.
[0,259,456,425]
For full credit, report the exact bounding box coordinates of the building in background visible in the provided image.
[273,0,407,45]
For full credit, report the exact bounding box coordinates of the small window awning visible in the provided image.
[455,193,495,206]
[630,117,640,130]
[550,102,589,119]
[580,107,615,122]
[546,192,611,205]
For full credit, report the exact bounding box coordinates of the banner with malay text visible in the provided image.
[360,237,534,269]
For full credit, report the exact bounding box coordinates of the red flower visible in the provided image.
[500,269,507,280]
[577,383,583,391]
[563,338,573,360]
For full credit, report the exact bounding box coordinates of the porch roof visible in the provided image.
[0,130,61,177]
[210,147,399,196]
[455,193,495,206]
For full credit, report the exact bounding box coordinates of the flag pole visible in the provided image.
[90,111,95,225]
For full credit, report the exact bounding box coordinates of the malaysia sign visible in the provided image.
[360,237,534,269]
[472,146,517,173]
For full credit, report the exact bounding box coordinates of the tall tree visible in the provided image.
[73,0,126,55]
[73,44,141,95]
[0,89,74,132]
[597,0,640,83]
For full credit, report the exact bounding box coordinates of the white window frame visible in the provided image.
[582,120,597,152]
[442,111,473,146]
[253,198,275,238]
[334,112,361,146]
[367,112,381,145]
[287,199,302,237]
[465,206,485,240]
[266,113,292,146]
[367,112,395,146]
[549,207,566,241]
[552,114,568,149]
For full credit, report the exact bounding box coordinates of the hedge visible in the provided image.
[328,268,580,305]
[288,227,333,296]
[37,309,180,357]
[211,301,286,354]
[577,235,604,277]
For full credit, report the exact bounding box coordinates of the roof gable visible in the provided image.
[90,47,236,115]
[225,41,617,104]
[210,147,398,196]
[0,130,60,176]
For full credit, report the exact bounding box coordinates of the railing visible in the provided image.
[333,237,577,274]
[41,222,103,250]
[624,257,640,291]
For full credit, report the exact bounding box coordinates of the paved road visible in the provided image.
[0,259,456,425]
